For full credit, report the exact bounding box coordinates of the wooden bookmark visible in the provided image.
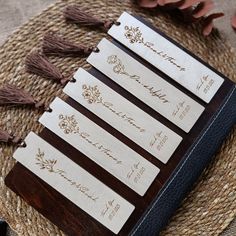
[13,132,135,234]
[87,38,205,133]
[39,98,160,196]
[108,12,224,103]
[64,68,182,164]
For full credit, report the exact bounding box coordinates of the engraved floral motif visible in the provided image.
[124,26,143,44]
[82,84,101,104]
[35,148,98,201]
[107,54,169,103]
[82,79,146,133]
[36,148,58,172]
[107,55,127,75]
[123,25,185,71]
[58,114,80,134]
[107,55,118,64]
[57,113,122,164]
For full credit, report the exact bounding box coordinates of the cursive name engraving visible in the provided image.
[101,199,121,221]
[127,162,146,184]
[150,131,168,152]
[124,26,186,72]
[58,114,122,164]
[107,55,169,104]
[172,101,191,120]
[197,75,214,94]
[36,148,99,201]
[82,84,146,132]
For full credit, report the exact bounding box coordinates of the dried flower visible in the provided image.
[232,14,236,30]
[136,0,224,36]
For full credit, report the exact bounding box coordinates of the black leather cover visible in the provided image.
[131,85,236,235]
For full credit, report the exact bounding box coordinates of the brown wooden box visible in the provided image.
[5,16,236,236]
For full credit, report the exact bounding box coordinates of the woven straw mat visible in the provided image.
[0,0,235,235]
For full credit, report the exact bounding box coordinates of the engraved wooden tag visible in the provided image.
[64,68,182,164]
[13,132,135,234]
[108,12,224,103]
[87,38,205,132]
[39,98,160,196]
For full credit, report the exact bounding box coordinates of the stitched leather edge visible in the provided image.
[130,85,236,236]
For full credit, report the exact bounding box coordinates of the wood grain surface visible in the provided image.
[0,0,235,235]
[4,29,235,236]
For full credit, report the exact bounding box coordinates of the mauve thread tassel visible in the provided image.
[63,5,113,30]
[0,129,21,145]
[42,32,93,57]
[25,51,69,84]
[0,84,44,109]
[0,129,12,143]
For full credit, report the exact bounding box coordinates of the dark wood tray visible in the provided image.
[5,16,235,236]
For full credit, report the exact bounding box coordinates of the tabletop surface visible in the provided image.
[0,0,235,235]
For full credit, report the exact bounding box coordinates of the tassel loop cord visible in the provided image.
[17,139,27,148]
[42,32,95,57]
[0,129,23,146]
[63,5,118,31]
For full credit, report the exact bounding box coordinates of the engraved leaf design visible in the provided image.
[35,148,58,172]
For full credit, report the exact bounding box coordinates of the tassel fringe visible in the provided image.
[42,32,93,57]
[25,51,70,84]
[0,84,44,109]
[63,5,114,30]
[0,129,22,145]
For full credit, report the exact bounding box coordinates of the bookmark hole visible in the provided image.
[18,140,27,148]
[114,21,121,26]
[45,107,53,113]
[93,47,100,53]
[70,78,76,83]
